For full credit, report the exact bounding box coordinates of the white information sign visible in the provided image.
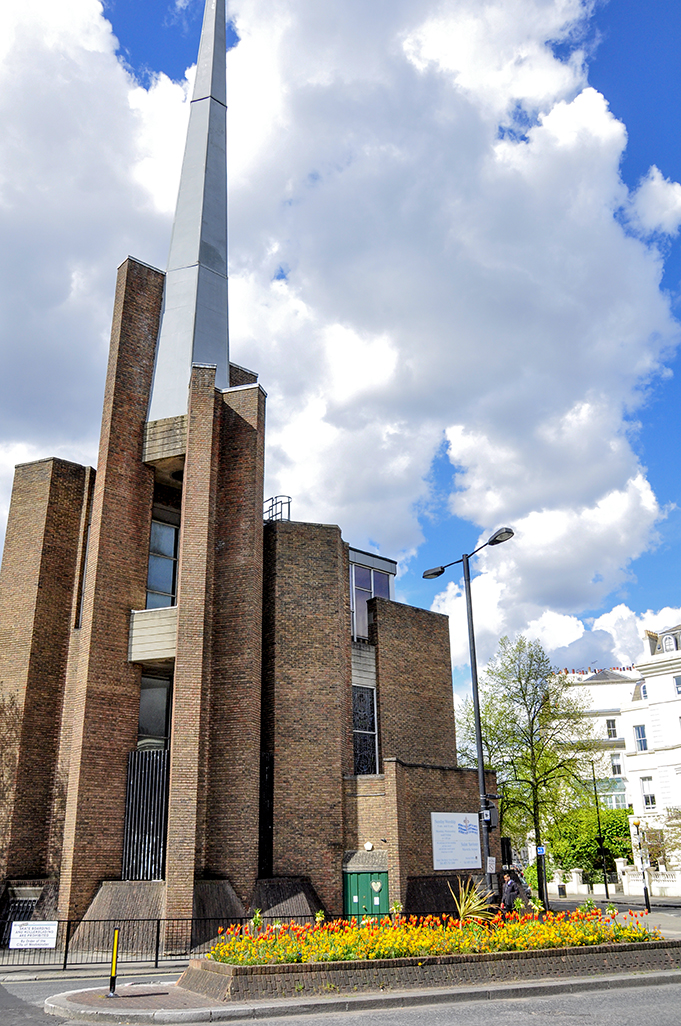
[487,856,497,874]
[431,812,482,870]
[9,921,59,949]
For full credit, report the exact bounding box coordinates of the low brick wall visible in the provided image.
[178,940,681,1002]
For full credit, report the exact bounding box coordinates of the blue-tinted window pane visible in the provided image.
[355,566,371,590]
[147,554,175,595]
[150,521,176,557]
[373,571,390,599]
[146,590,171,609]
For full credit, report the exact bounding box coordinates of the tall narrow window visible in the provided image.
[606,718,617,740]
[611,753,622,776]
[352,685,378,774]
[137,676,172,750]
[350,565,392,640]
[146,508,179,609]
[641,776,656,809]
[675,676,681,696]
[634,725,648,752]
[641,683,648,699]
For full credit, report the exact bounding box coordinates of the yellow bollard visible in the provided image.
[107,927,120,998]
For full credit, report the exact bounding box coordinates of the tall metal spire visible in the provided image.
[148,0,228,421]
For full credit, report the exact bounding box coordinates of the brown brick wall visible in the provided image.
[384,758,499,906]
[228,363,258,387]
[342,775,387,853]
[262,521,353,916]
[370,598,457,767]
[165,373,266,918]
[0,458,88,879]
[205,385,265,899]
[57,258,162,918]
[164,365,219,921]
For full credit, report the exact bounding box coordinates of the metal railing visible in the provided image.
[263,495,292,521]
[0,915,315,970]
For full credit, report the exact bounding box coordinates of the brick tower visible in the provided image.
[0,0,265,923]
[0,0,496,933]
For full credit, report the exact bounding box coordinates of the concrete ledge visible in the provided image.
[178,939,681,1002]
[44,969,681,1023]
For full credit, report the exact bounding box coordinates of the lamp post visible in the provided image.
[423,526,514,894]
[632,818,652,913]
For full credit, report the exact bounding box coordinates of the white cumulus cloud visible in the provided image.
[0,0,680,679]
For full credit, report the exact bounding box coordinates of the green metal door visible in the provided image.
[343,871,390,919]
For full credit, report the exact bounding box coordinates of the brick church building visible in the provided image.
[0,0,496,929]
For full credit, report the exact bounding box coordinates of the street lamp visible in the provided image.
[423,526,514,895]
[632,818,652,913]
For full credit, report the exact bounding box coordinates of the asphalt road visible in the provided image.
[3,974,681,1026]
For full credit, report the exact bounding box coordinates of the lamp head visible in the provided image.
[487,526,514,546]
[632,818,640,827]
[422,566,446,579]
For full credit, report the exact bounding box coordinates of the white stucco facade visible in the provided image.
[621,625,681,865]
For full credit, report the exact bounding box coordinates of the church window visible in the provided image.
[352,685,378,774]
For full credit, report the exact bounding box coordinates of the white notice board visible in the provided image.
[431,812,482,870]
[9,921,59,949]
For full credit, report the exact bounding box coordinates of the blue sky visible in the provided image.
[3,0,681,685]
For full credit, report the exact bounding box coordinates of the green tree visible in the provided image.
[548,807,633,876]
[457,636,596,850]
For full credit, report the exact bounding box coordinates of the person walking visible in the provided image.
[500,872,520,916]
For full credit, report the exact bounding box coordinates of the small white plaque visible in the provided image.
[487,856,497,874]
[431,812,482,870]
[9,921,59,949]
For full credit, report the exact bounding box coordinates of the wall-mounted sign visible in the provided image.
[9,921,59,949]
[431,812,482,870]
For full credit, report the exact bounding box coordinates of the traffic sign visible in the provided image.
[536,845,546,855]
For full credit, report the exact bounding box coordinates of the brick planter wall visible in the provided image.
[178,940,681,1002]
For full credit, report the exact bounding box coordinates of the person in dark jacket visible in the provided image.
[500,873,521,914]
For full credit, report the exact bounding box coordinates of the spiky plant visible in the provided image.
[447,879,495,925]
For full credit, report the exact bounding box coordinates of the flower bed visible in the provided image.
[207,909,660,966]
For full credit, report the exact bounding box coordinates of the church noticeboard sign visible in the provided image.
[431,812,482,870]
[9,921,59,949]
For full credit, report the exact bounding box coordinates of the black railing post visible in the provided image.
[155,919,161,968]
[62,920,72,971]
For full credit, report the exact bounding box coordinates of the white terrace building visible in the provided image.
[558,634,681,897]
[621,625,681,850]
[568,668,642,810]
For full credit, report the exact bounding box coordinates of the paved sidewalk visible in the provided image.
[45,968,681,1024]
